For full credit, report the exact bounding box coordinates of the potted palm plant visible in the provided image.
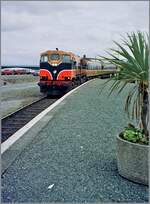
[100,32,149,185]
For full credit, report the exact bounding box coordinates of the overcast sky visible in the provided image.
[2,1,149,65]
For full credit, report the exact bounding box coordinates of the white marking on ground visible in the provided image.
[1,79,95,154]
[48,184,54,189]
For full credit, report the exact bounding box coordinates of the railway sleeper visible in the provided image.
[2,126,23,131]
[2,118,30,124]
[2,122,26,128]
[12,113,37,118]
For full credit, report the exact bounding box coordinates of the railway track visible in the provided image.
[1,76,109,144]
[1,97,60,143]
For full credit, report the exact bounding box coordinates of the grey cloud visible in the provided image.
[1,1,149,65]
[1,1,81,16]
[2,12,34,32]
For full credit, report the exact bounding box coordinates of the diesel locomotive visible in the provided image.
[38,49,116,95]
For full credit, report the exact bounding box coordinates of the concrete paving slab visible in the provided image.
[1,79,149,202]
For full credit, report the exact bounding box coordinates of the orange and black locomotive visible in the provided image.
[38,49,83,94]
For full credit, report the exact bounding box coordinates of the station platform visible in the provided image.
[1,79,148,203]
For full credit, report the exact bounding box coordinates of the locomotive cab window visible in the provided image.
[50,54,60,60]
[62,55,71,63]
[41,55,48,62]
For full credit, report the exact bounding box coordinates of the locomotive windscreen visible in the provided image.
[40,55,48,62]
[62,55,71,63]
[50,54,60,60]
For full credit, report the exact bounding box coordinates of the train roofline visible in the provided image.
[41,50,76,57]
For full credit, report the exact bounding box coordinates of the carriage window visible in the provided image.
[50,54,60,60]
[62,55,71,63]
[41,55,48,62]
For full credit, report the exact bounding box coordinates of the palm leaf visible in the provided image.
[100,32,149,127]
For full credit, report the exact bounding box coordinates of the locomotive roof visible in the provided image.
[41,50,76,57]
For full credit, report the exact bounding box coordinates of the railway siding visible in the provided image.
[1,79,148,203]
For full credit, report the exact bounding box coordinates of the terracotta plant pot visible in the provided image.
[116,135,149,185]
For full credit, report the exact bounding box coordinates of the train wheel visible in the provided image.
[85,77,88,82]
[78,79,81,85]
[71,79,76,87]
[81,77,87,84]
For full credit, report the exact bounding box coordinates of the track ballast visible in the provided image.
[1,97,59,143]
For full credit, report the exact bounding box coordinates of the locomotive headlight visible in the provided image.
[53,70,57,74]
[52,63,57,66]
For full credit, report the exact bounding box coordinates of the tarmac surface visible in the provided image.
[1,79,149,203]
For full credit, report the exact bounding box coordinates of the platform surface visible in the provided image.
[1,79,149,203]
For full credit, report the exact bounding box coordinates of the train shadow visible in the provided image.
[46,94,63,99]
[45,80,88,99]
